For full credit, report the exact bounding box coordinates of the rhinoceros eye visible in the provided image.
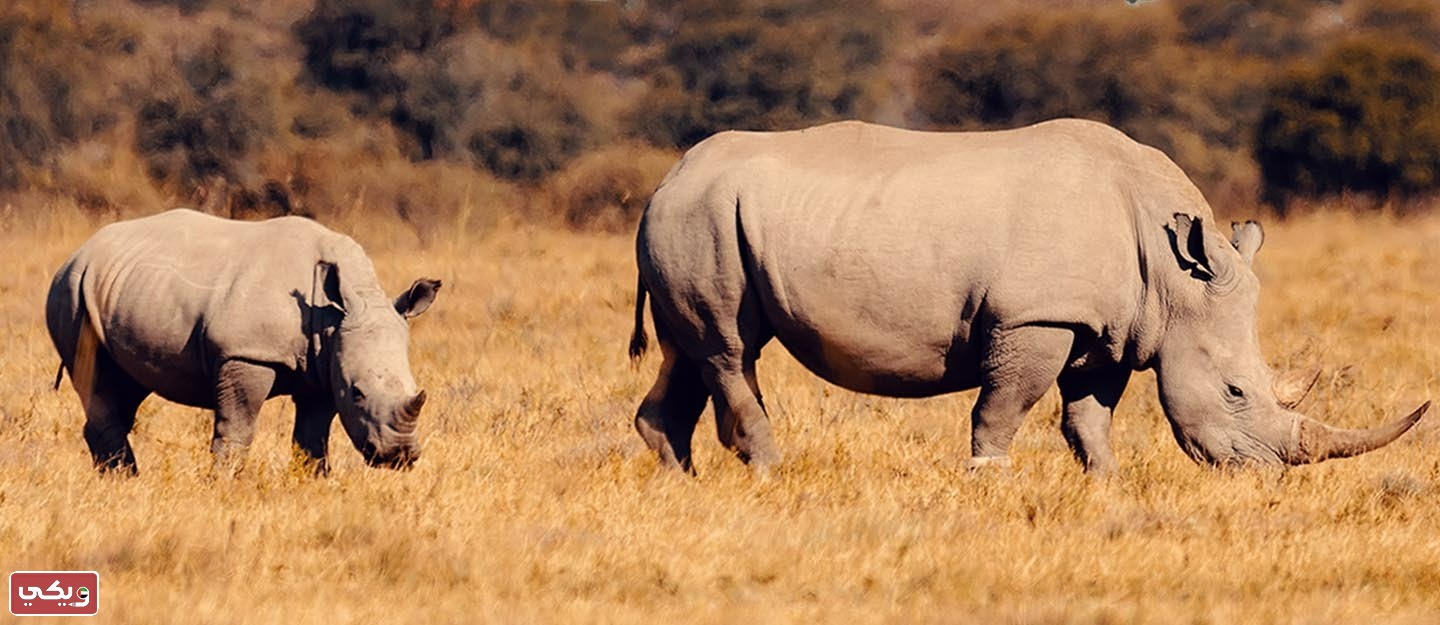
[1226,384,1244,399]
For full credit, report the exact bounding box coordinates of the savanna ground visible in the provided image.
[1,206,1438,624]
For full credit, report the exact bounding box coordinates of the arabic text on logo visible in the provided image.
[10,571,99,617]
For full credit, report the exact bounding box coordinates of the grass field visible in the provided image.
[1,207,1438,624]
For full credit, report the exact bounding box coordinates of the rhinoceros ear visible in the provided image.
[395,278,441,319]
[312,260,346,314]
[1230,220,1264,265]
[1169,213,1217,279]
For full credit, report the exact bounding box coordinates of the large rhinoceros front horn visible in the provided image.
[1286,401,1430,464]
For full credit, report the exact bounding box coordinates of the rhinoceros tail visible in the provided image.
[628,271,649,363]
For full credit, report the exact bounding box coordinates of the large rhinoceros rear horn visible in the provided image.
[1287,401,1430,464]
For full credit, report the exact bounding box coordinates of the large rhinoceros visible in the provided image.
[46,209,441,475]
[627,119,1428,475]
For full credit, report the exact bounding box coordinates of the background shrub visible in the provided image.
[1255,39,1440,209]
[626,0,894,148]
[0,3,115,191]
[3,0,1440,227]
[549,144,676,232]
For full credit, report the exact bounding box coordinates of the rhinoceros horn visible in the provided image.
[1273,366,1321,409]
[1285,401,1429,464]
[403,390,427,422]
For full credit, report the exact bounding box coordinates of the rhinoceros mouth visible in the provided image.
[362,444,419,470]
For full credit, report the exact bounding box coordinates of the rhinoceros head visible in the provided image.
[316,259,441,469]
[1152,215,1426,467]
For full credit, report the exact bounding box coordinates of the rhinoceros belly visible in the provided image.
[744,210,992,397]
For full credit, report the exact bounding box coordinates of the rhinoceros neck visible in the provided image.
[1127,189,1216,370]
[302,234,395,387]
[325,235,394,314]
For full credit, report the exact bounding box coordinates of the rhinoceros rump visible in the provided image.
[628,119,1427,474]
[46,209,441,475]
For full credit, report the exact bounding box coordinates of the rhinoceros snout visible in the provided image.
[361,442,420,470]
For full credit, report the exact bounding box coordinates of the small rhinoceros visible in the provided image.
[628,119,1429,475]
[46,209,441,475]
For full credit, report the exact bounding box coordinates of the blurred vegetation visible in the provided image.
[624,0,895,148]
[2,0,1439,228]
[910,0,1438,208]
[1255,39,1440,210]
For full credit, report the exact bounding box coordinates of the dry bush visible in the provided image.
[8,0,1440,232]
[0,1,124,191]
[470,0,635,72]
[294,0,453,99]
[0,0,318,211]
[1171,0,1317,59]
[1255,38,1440,210]
[278,126,520,239]
[547,143,677,232]
[296,0,625,184]
[397,30,611,183]
[1351,0,1440,54]
[123,1,313,201]
[625,0,896,148]
[912,3,1302,208]
[914,7,1180,129]
[49,124,168,215]
[906,0,1440,210]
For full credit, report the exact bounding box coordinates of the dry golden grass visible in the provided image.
[1,206,1438,624]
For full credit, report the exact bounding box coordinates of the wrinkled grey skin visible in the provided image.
[629,119,1428,475]
[46,209,441,475]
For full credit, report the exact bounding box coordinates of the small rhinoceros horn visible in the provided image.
[1273,367,1321,409]
[404,390,427,420]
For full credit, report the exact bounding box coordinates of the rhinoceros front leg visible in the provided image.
[211,359,277,476]
[291,392,337,476]
[1058,365,1130,475]
[968,325,1075,469]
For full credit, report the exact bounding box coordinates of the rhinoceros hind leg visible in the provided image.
[635,339,710,474]
[76,345,148,475]
[211,359,277,476]
[970,325,1075,463]
[1058,365,1130,475]
[704,358,782,476]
